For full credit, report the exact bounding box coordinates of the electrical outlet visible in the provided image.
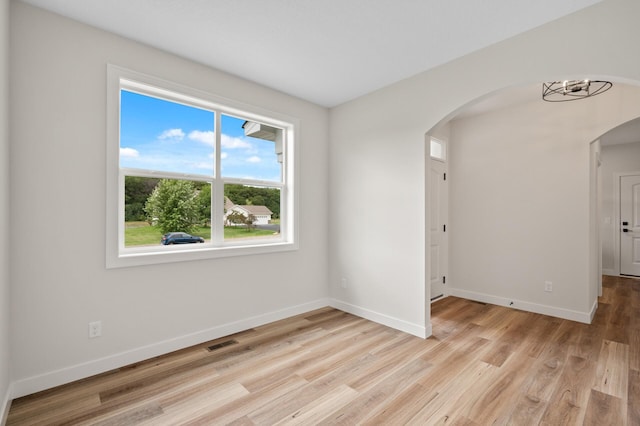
[89,321,102,338]
[341,278,347,289]
[544,281,553,292]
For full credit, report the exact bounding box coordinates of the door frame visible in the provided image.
[612,170,640,276]
[427,136,449,302]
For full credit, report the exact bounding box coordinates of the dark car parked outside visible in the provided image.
[161,232,205,245]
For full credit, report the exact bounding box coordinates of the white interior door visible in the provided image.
[429,141,448,301]
[621,174,640,276]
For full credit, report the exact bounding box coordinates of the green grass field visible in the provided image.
[124,222,277,247]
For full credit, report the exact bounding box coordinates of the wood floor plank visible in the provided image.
[519,315,561,359]
[181,374,308,426]
[539,355,596,425]
[244,350,385,423]
[456,348,534,425]
[5,393,102,426]
[7,275,637,426]
[353,382,432,425]
[593,339,629,399]
[346,334,438,393]
[137,382,249,425]
[630,329,640,371]
[583,389,625,426]
[317,357,432,424]
[89,402,164,426]
[505,335,570,425]
[295,323,394,381]
[628,368,640,425]
[570,323,606,362]
[404,359,497,424]
[273,383,358,425]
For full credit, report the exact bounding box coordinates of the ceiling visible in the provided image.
[20,0,602,107]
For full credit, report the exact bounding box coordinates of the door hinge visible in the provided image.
[443,224,446,232]
[443,276,446,284]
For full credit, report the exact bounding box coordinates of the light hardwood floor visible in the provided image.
[7,275,640,425]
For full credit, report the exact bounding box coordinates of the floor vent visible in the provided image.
[207,339,238,352]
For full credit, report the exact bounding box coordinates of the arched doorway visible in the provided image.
[425,80,640,325]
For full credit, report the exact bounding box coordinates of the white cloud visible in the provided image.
[120,147,139,158]
[158,128,185,141]
[188,130,214,146]
[221,152,228,159]
[222,134,252,149]
[247,156,262,163]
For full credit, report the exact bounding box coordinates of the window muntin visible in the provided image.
[107,66,297,267]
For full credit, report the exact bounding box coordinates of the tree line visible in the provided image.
[125,176,280,229]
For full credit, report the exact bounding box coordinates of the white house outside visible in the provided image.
[224,197,273,226]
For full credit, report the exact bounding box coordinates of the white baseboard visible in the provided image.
[448,288,593,324]
[330,299,430,339]
[10,298,330,399]
[1,383,11,426]
[602,269,615,276]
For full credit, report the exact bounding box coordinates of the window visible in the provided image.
[430,137,446,161]
[107,66,297,267]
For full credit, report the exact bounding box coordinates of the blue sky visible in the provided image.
[120,90,281,181]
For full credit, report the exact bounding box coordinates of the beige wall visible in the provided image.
[0,0,9,419]
[329,0,640,332]
[10,2,329,396]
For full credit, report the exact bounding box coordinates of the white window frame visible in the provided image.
[106,65,298,268]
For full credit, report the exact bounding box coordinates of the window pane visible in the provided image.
[430,138,445,160]
[224,184,281,241]
[120,90,215,176]
[124,177,211,247]
[221,114,282,182]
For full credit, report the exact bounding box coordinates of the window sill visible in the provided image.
[106,240,298,269]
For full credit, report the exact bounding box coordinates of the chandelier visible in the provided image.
[542,79,612,102]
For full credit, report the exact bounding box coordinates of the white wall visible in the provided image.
[0,0,10,420]
[448,89,640,321]
[590,139,602,304]
[10,2,329,397]
[600,141,640,274]
[329,0,640,333]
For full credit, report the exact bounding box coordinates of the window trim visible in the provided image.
[106,65,299,268]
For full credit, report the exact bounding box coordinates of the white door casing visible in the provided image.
[429,139,448,301]
[620,174,640,276]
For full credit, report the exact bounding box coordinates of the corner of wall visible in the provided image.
[329,298,430,339]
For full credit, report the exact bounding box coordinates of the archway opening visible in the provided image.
[425,79,640,327]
